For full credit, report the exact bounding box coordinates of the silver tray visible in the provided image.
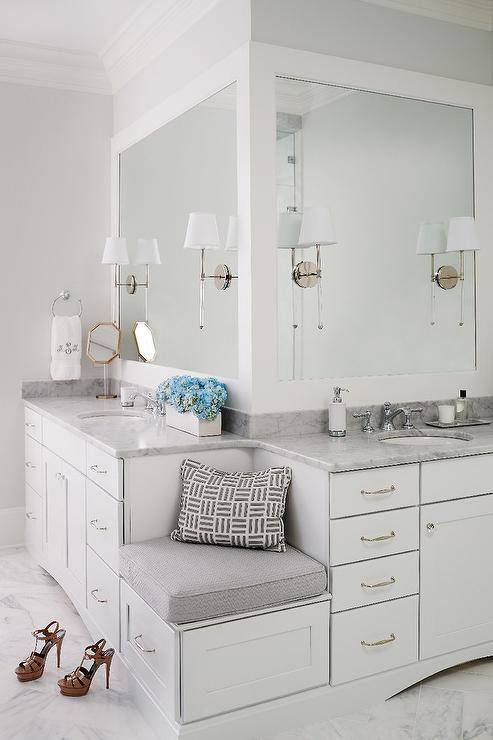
[425,419,491,429]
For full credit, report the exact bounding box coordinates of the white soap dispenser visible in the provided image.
[328,386,349,437]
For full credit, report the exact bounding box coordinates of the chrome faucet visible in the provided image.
[126,392,166,416]
[381,402,423,431]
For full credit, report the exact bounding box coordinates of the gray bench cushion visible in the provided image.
[119,536,327,624]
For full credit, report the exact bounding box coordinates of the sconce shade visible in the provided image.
[102,237,129,265]
[298,207,337,247]
[225,216,239,251]
[183,212,220,250]
[446,216,480,252]
[135,238,161,265]
[278,212,302,248]
[416,222,447,255]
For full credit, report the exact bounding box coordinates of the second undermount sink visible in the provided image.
[379,431,472,446]
[77,411,150,422]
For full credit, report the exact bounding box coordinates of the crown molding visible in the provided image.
[360,0,493,30]
[101,0,222,93]
[0,40,111,94]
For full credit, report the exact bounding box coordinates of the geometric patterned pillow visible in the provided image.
[170,458,292,552]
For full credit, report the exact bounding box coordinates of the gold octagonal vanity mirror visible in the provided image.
[276,76,476,381]
[86,322,121,364]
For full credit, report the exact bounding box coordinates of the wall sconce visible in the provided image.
[183,213,238,329]
[126,238,161,295]
[278,211,302,332]
[417,217,479,326]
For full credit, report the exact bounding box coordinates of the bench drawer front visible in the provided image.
[331,551,419,612]
[330,464,419,518]
[330,507,419,566]
[25,484,42,559]
[120,581,177,718]
[86,443,122,500]
[24,408,42,443]
[331,595,418,685]
[87,481,122,573]
[87,547,120,649]
[25,435,43,495]
[181,601,329,722]
[43,418,86,473]
[421,455,493,504]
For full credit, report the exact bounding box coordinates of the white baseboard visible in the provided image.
[0,506,24,547]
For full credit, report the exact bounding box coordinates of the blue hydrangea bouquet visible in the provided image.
[156,375,227,436]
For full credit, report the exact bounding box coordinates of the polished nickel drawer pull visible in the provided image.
[361,633,396,648]
[25,461,36,469]
[361,576,396,589]
[361,531,396,543]
[25,422,35,428]
[133,634,156,654]
[361,485,396,496]
[90,465,108,474]
[25,512,37,520]
[90,519,108,531]
[90,588,108,604]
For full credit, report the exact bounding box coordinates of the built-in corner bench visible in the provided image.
[24,397,493,740]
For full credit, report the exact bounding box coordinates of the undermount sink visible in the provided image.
[77,411,149,422]
[379,431,472,446]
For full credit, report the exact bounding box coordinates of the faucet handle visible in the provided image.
[353,410,375,433]
[402,407,423,430]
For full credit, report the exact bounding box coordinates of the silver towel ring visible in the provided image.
[51,291,83,318]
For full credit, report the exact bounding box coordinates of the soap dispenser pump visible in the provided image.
[329,386,349,437]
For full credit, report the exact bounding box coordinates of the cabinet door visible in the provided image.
[420,494,493,659]
[44,448,67,576]
[65,463,86,606]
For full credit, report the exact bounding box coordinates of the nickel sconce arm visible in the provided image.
[198,248,238,330]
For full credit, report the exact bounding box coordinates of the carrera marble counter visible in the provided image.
[24,396,493,472]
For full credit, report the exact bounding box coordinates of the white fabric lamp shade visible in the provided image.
[225,216,239,251]
[446,216,480,253]
[416,222,447,255]
[183,212,220,250]
[102,237,129,264]
[135,238,161,265]
[278,211,302,248]
[298,207,337,247]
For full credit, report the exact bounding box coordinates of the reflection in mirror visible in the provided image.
[120,83,238,377]
[86,322,121,364]
[134,321,157,362]
[276,77,476,381]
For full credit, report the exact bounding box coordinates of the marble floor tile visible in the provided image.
[462,690,493,740]
[414,686,464,740]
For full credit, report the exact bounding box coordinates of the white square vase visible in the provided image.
[166,404,222,437]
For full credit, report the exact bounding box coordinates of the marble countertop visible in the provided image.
[24,396,493,472]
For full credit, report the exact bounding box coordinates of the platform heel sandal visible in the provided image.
[57,638,115,696]
[15,620,66,682]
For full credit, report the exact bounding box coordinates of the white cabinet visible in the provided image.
[420,493,493,659]
[65,463,86,606]
[44,448,67,575]
[25,484,42,559]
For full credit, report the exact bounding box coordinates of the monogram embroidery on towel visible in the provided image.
[171,458,292,552]
[56,342,80,355]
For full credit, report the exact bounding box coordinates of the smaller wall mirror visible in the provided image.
[86,322,121,364]
[134,321,157,362]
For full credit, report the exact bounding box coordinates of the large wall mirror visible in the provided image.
[119,83,238,378]
[276,76,476,381]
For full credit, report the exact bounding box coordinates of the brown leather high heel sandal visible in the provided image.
[57,638,115,696]
[15,620,66,682]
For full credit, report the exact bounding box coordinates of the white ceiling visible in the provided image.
[0,0,149,54]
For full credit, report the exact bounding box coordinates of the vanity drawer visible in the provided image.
[25,484,42,559]
[87,546,120,649]
[86,443,123,501]
[24,435,43,494]
[330,551,419,612]
[330,464,419,519]
[43,418,86,473]
[120,580,176,718]
[331,595,418,685]
[330,507,419,566]
[24,408,42,443]
[181,600,329,722]
[421,454,493,504]
[86,480,123,573]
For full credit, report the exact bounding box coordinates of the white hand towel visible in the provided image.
[50,315,82,380]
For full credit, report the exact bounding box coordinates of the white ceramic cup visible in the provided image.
[437,404,455,424]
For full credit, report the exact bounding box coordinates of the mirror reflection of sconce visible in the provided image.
[417,217,479,326]
[102,237,161,296]
[134,320,157,362]
[278,207,338,330]
[183,213,238,329]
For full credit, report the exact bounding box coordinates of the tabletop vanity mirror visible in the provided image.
[86,321,121,399]
[118,83,238,378]
[276,76,476,381]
